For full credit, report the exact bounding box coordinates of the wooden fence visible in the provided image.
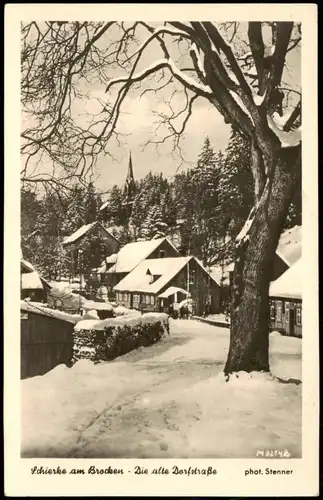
[21,310,74,379]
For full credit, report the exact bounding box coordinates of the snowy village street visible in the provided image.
[22,320,302,459]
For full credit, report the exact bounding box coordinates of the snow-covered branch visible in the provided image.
[267,113,301,148]
[126,26,191,62]
[189,43,207,83]
[236,207,256,247]
[105,58,213,97]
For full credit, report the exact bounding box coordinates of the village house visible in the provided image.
[98,236,179,295]
[21,258,52,303]
[269,258,302,337]
[113,255,220,316]
[62,221,120,280]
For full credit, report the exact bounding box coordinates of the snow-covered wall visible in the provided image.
[72,313,169,364]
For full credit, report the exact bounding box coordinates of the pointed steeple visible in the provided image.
[127,152,134,182]
[123,151,136,202]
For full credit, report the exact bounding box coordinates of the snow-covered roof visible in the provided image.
[100,194,112,212]
[106,253,118,264]
[114,256,191,293]
[276,225,302,267]
[114,255,219,294]
[63,222,97,245]
[106,237,178,274]
[226,262,235,273]
[209,267,223,285]
[21,271,43,290]
[21,259,35,273]
[195,258,221,286]
[208,263,233,286]
[97,253,118,274]
[158,286,189,299]
[214,226,302,280]
[21,300,82,324]
[100,200,109,211]
[62,221,118,246]
[269,258,302,299]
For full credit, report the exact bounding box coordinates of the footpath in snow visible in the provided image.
[21,319,302,459]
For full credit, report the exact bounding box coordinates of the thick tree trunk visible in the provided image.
[224,146,301,375]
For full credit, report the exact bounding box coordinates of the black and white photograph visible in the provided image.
[4,4,319,497]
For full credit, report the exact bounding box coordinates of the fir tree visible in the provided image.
[217,128,254,260]
[61,185,87,233]
[150,205,169,239]
[84,182,98,224]
[102,185,129,226]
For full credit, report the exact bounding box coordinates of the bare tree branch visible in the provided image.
[21,20,301,193]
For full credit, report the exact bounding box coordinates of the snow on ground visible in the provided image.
[21,320,301,459]
[206,313,230,324]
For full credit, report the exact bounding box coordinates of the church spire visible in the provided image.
[123,151,136,201]
[127,152,134,182]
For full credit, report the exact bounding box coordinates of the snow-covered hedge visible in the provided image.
[72,313,169,364]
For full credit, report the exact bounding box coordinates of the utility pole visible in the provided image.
[78,249,83,313]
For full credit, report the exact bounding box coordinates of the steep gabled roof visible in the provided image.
[21,271,43,290]
[21,259,52,290]
[269,258,302,299]
[114,255,219,294]
[195,258,221,286]
[114,256,191,293]
[106,237,179,274]
[97,253,118,274]
[21,259,35,273]
[62,221,118,246]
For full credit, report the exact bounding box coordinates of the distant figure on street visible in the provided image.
[173,301,179,319]
[180,304,188,319]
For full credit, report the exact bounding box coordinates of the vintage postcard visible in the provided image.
[4,3,319,497]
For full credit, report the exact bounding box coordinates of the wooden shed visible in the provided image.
[20,301,81,379]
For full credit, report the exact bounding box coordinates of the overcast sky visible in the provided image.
[21,22,301,197]
[94,96,231,194]
[82,24,234,194]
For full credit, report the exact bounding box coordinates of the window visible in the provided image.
[146,268,154,284]
[159,250,166,258]
[285,302,290,323]
[296,307,302,326]
[189,270,196,285]
[133,294,140,303]
[145,295,150,305]
[270,303,276,320]
[150,296,155,305]
[276,301,282,322]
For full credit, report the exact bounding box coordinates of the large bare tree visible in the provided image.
[21,21,301,376]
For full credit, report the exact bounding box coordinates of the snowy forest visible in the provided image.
[21,129,301,281]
